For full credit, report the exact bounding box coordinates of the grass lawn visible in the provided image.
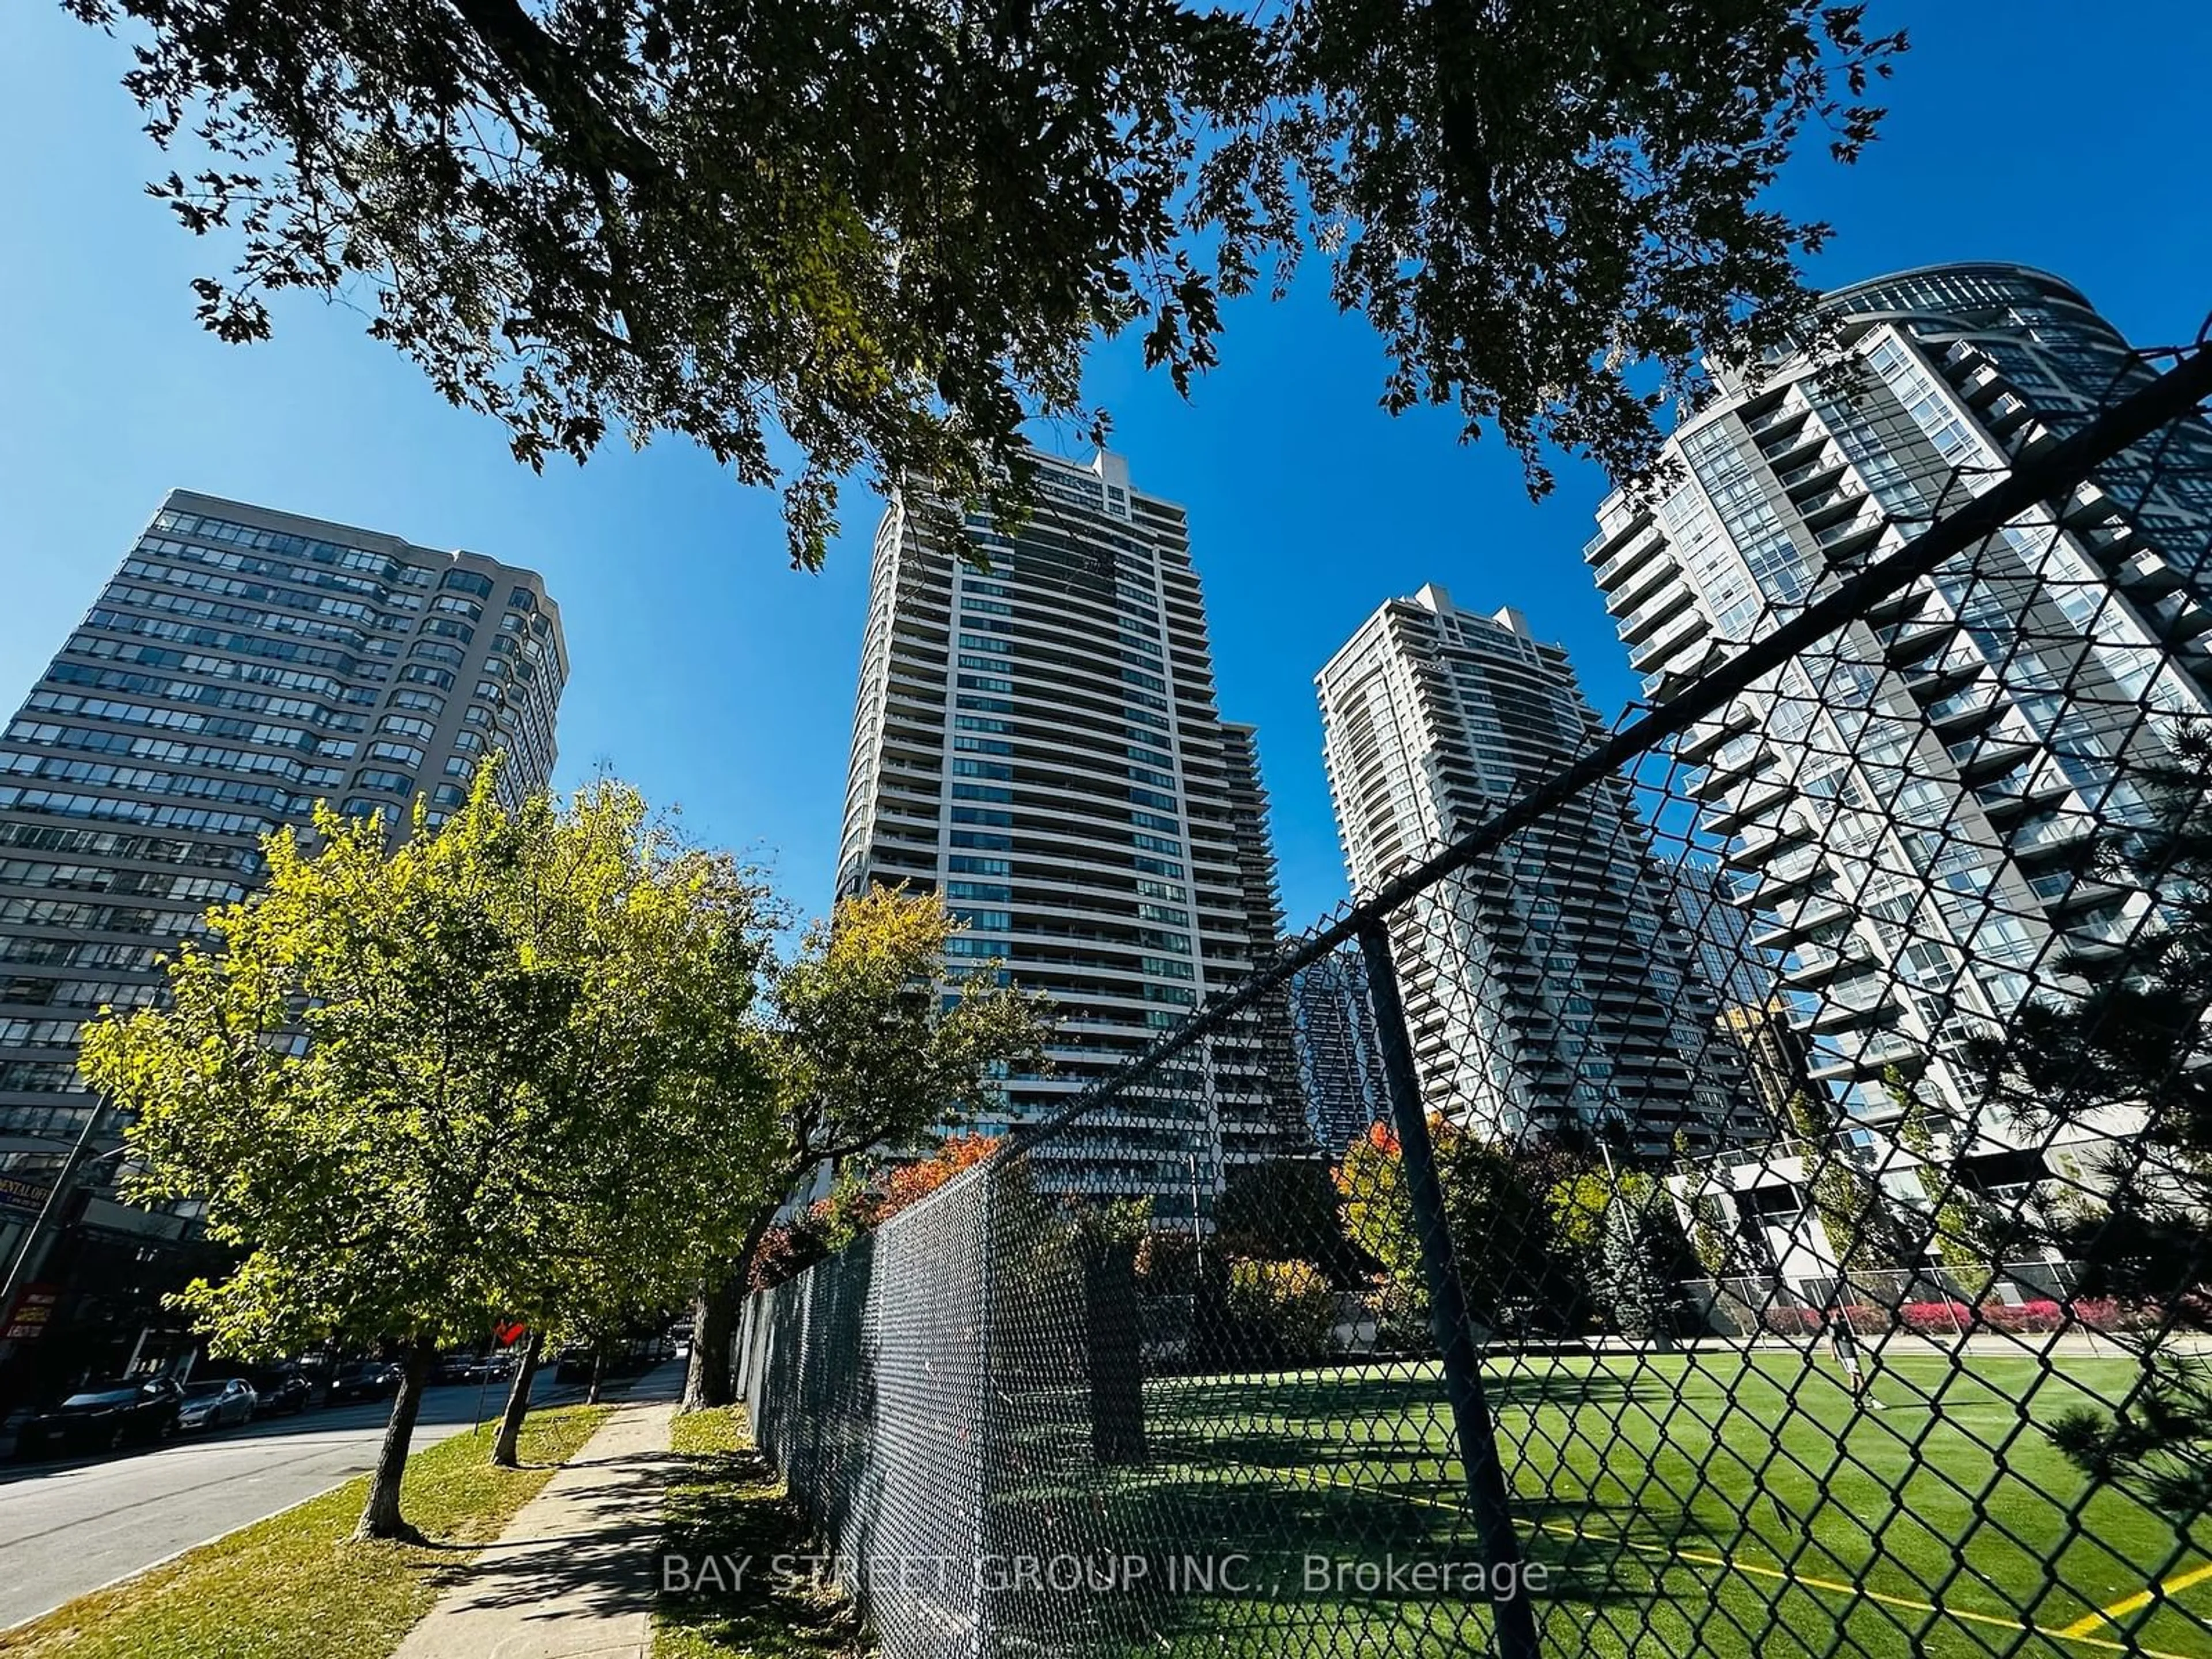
[654,1406,867,1659]
[0,1403,611,1659]
[1101,1349,2212,1659]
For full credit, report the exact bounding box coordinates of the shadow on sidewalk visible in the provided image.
[655,1417,868,1658]
[408,1440,686,1615]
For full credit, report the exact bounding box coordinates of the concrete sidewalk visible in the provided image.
[394,1369,683,1659]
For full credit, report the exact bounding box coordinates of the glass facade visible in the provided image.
[1317,588,1759,1156]
[835,450,1304,1214]
[0,492,566,1152]
[1588,262,2212,1135]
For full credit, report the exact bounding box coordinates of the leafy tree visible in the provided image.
[1546,1164,1696,1341]
[1960,726,2212,1512]
[1671,1128,1739,1281]
[681,886,1051,1410]
[80,780,604,1541]
[1336,1122,1426,1344]
[1134,1226,1202,1297]
[743,1132,998,1293]
[1885,1067,2003,1302]
[834,1132,1003,1239]
[1687,1191,1736,1280]
[484,787,778,1464]
[1221,1257,1338,1368]
[1594,1180,1698,1346]
[748,1203,839,1293]
[1785,1089,1907,1293]
[1214,1155,1366,1285]
[1544,1168,1615,1275]
[1334,1117,1570,1345]
[63,0,1902,563]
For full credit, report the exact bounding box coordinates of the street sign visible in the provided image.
[0,1172,56,1216]
[2,1283,59,1343]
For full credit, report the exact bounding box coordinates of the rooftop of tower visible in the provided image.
[1816,260,2093,316]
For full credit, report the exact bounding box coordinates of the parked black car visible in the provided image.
[430,1352,490,1385]
[249,1365,315,1415]
[15,1377,184,1458]
[325,1361,403,1404]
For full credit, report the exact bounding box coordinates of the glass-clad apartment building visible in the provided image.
[0,491,566,1155]
[835,449,1303,1214]
[1317,585,1757,1157]
[1585,262,2212,1158]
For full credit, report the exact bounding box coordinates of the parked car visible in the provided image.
[325,1361,403,1404]
[191,1359,315,1416]
[177,1378,258,1432]
[14,1377,184,1457]
[249,1365,315,1415]
[429,1352,487,1386]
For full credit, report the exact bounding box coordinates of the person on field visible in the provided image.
[1824,1305,1881,1406]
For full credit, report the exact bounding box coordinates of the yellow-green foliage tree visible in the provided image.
[79,772,782,1537]
[1787,1089,1908,1291]
[483,783,778,1465]
[1886,1068,2003,1303]
[681,886,1054,1410]
[1223,1258,1338,1368]
[1334,1118,1562,1344]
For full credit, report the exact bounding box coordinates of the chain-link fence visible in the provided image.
[740,322,2212,1658]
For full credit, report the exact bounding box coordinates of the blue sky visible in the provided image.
[3,3,2208,928]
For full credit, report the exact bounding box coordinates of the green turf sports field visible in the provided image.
[1098,1349,2211,1658]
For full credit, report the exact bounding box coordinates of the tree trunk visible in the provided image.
[489,1328,546,1468]
[351,1336,437,1543]
[684,1281,737,1411]
[1084,1241,1147,1466]
[586,1346,605,1405]
[681,1214,774,1414]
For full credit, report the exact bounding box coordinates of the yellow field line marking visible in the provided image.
[2057,1560,2212,1639]
[1272,1465,2197,1659]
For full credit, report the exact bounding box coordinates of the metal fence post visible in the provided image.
[968,1168,997,1659]
[1355,918,1543,1659]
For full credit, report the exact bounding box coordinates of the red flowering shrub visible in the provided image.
[1900,1300,1974,1334]
[2067,1298,2155,1332]
[1761,1304,1884,1336]
[1975,1299,2065,1333]
[1753,1294,2158,1339]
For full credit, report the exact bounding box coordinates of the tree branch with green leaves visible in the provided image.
[63,0,1902,563]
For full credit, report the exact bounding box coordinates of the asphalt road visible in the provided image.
[0,1372,579,1631]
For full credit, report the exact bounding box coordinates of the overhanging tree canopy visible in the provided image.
[63,0,1903,564]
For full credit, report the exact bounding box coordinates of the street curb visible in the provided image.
[0,1383,601,1637]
